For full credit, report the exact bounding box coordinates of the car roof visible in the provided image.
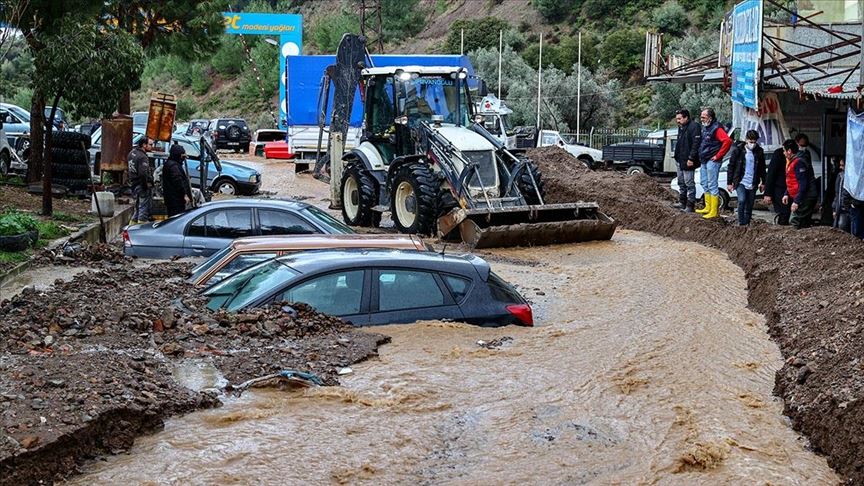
[274,248,489,279]
[228,234,426,252]
[193,198,311,211]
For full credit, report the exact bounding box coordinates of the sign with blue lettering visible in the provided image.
[730,0,762,109]
[223,12,303,127]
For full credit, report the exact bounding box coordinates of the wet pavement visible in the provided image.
[69,230,838,484]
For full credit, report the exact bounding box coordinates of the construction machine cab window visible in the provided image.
[396,74,470,128]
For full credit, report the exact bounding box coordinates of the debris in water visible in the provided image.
[337,367,353,375]
[477,337,513,349]
[227,370,323,396]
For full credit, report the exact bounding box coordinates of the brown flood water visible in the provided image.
[70,230,838,484]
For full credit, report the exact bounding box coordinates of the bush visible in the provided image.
[598,28,645,79]
[312,11,361,53]
[211,38,245,76]
[176,98,196,121]
[652,1,690,36]
[190,66,213,95]
[0,211,38,236]
[445,17,511,54]
[534,0,579,20]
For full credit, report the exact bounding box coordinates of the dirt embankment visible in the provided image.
[0,257,388,485]
[530,146,864,483]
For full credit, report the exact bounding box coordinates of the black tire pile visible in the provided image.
[50,131,92,193]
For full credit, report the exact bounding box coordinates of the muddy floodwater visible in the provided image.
[70,230,837,484]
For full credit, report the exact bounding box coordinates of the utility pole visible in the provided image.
[498,29,503,99]
[577,31,582,143]
[537,33,543,129]
[359,0,383,52]
[460,28,464,56]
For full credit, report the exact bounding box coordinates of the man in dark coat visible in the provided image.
[764,141,791,225]
[162,144,193,217]
[782,139,818,229]
[673,109,701,212]
[726,130,766,225]
[128,137,154,223]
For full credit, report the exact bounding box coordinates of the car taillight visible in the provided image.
[506,304,533,326]
[123,229,131,248]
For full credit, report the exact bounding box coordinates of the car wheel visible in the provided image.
[626,165,646,176]
[718,190,730,210]
[214,179,237,195]
[390,162,438,235]
[578,155,593,170]
[341,163,381,227]
[0,150,10,176]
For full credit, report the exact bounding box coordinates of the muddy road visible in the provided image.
[70,229,837,484]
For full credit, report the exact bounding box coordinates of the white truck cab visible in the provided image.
[536,129,603,167]
[475,95,516,149]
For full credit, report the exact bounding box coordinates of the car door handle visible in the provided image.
[191,245,205,253]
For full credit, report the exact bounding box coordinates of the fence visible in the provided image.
[560,128,655,151]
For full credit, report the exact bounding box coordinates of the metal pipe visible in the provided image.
[536,33,543,130]
[498,30,503,99]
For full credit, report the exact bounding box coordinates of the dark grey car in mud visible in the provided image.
[202,249,534,327]
[123,199,354,258]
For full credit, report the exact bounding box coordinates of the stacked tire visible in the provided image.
[50,132,92,193]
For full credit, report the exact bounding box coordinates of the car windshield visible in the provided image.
[302,206,354,234]
[204,260,299,311]
[189,246,232,283]
[399,74,470,127]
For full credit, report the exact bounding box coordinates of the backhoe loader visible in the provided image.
[316,34,616,249]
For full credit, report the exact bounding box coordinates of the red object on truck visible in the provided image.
[263,141,295,160]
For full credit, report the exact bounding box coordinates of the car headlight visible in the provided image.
[249,174,259,182]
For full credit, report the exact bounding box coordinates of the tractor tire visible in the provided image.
[510,158,545,205]
[390,162,438,236]
[51,147,88,166]
[341,163,381,227]
[52,131,91,150]
[52,162,91,180]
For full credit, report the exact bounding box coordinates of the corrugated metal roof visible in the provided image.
[763,68,859,99]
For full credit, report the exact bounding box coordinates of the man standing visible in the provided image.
[832,158,851,232]
[673,109,701,212]
[764,142,791,225]
[129,137,154,224]
[697,108,732,219]
[162,144,194,217]
[726,130,766,225]
[781,139,818,229]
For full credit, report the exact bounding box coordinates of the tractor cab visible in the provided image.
[361,66,473,164]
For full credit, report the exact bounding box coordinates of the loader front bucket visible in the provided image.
[438,202,617,249]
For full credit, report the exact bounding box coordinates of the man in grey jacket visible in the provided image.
[129,137,154,223]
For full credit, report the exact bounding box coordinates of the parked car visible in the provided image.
[188,234,430,286]
[171,133,261,195]
[185,119,211,137]
[0,111,14,176]
[132,111,148,133]
[209,118,251,152]
[0,103,30,146]
[201,249,534,327]
[43,106,68,130]
[89,127,144,175]
[123,199,355,258]
[249,129,286,157]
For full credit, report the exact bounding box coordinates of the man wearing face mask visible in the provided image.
[726,130,766,225]
[673,109,701,212]
[697,108,732,219]
[162,144,193,217]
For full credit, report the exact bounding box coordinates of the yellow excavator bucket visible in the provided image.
[438,202,617,249]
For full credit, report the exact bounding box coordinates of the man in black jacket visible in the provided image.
[673,109,701,212]
[162,144,193,217]
[726,130,766,225]
[764,140,792,225]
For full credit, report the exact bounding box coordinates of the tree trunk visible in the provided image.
[27,90,45,184]
[119,90,131,115]
[42,92,62,217]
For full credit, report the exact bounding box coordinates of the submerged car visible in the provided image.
[123,199,354,258]
[202,249,534,327]
[189,234,430,286]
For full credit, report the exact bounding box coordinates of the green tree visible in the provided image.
[533,0,579,20]
[445,17,511,54]
[651,1,690,35]
[312,11,360,53]
[598,28,644,79]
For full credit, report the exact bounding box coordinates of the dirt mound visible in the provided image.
[31,242,130,267]
[0,263,388,484]
[529,146,864,483]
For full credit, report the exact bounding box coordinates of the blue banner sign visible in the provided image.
[730,0,762,109]
[223,12,303,127]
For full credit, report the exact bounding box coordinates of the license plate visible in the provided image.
[227,142,239,146]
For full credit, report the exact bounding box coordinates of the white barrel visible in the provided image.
[91,191,115,217]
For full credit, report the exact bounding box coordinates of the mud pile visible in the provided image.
[530,146,864,483]
[0,263,388,484]
[31,242,131,267]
